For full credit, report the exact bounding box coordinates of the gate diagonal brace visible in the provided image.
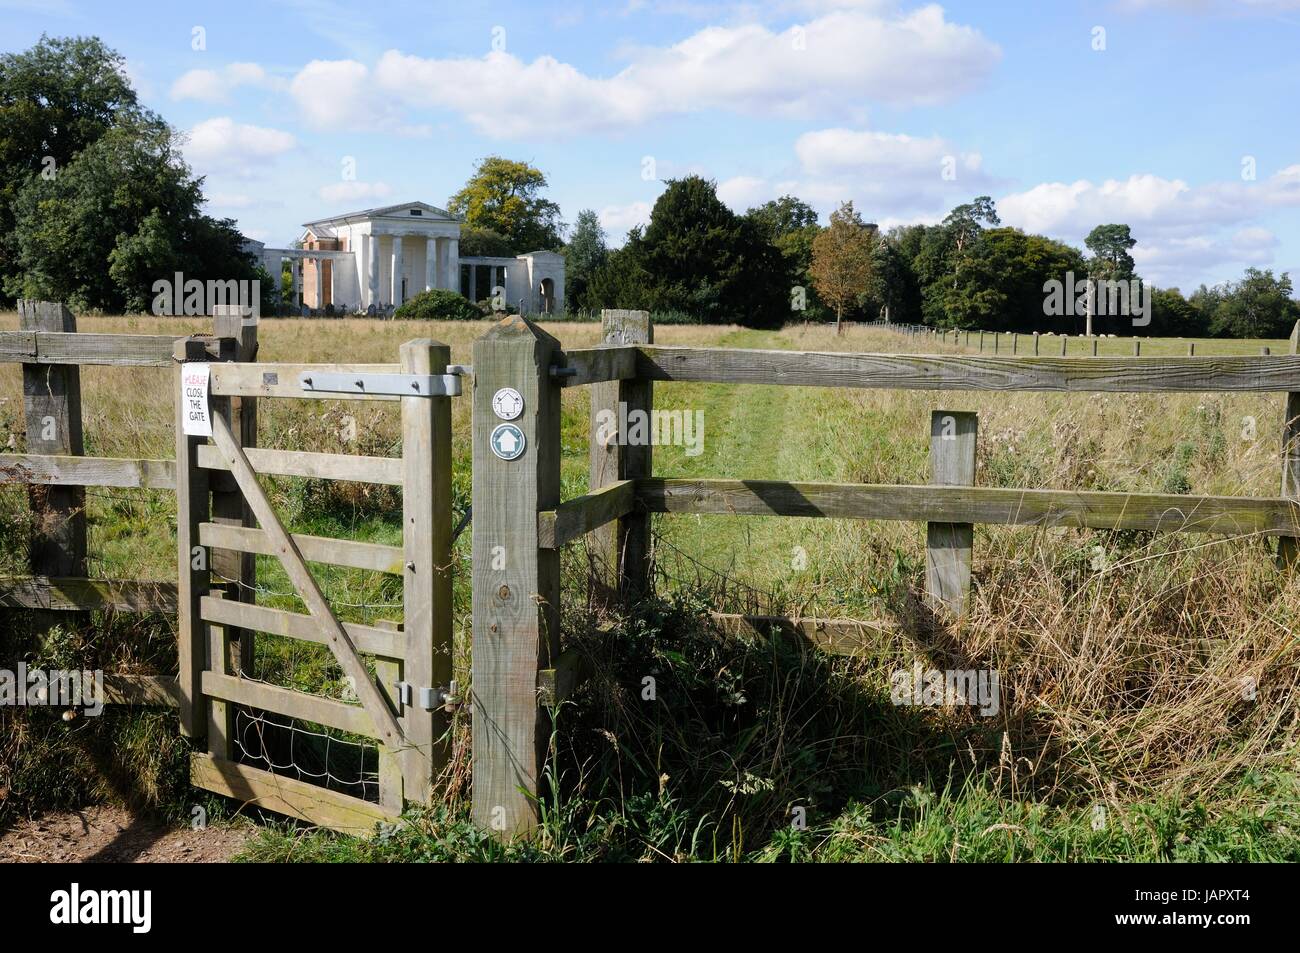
[298,371,462,397]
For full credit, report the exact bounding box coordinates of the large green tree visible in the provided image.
[0,35,147,300]
[8,115,252,312]
[588,176,786,325]
[746,195,824,319]
[1085,223,1137,280]
[563,209,607,311]
[939,227,1085,331]
[2,35,253,311]
[447,156,563,254]
[1210,268,1300,338]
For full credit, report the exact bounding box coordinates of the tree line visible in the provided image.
[2,35,1296,338]
[563,180,1300,339]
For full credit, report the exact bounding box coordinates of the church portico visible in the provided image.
[260,201,561,315]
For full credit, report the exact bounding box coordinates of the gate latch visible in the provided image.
[395,680,460,712]
[299,371,462,397]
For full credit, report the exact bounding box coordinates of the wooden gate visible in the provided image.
[175,336,458,831]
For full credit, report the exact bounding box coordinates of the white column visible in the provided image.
[425,237,437,292]
[329,255,337,310]
[469,263,477,303]
[291,258,301,310]
[367,235,380,307]
[445,238,459,294]
[313,257,323,310]
[391,235,403,305]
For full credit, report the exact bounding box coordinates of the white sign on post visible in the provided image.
[181,363,213,437]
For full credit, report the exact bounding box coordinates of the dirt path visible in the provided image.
[0,805,252,862]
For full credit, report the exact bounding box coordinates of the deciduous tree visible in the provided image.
[810,201,875,334]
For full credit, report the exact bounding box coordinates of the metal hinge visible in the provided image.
[299,371,462,397]
[396,680,460,712]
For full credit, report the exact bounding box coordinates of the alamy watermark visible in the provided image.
[151,273,260,318]
[1,664,104,716]
[594,401,704,457]
[1043,272,1150,327]
[890,662,1000,716]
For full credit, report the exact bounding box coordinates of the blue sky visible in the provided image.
[3,0,1299,290]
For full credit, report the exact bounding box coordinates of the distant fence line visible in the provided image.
[862,320,1275,357]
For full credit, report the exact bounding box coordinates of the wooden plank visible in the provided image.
[1280,321,1300,568]
[201,670,377,738]
[190,753,397,833]
[372,620,404,813]
[0,330,176,366]
[552,346,637,387]
[538,480,635,549]
[0,331,36,361]
[102,674,180,707]
[0,576,177,612]
[199,522,404,574]
[471,315,562,837]
[709,612,897,658]
[590,311,654,604]
[207,412,404,750]
[209,362,401,400]
[926,411,977,614]
[0,453,175,489]
[197,444,402,485]
[398,339,454,803]
[537,647,591,707]
[637,478,1300,536]
[211,310,259,686]
[636,346,1300,393]
[200,596,404,658]
[175,337,220,736]
[19,302,86,638]
[206,592,235,759]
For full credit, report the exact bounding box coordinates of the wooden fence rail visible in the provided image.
[475,310,1300,840]
[0,302,255,635]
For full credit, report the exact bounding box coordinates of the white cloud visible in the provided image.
[716,176,771,209]
[712,126,994,219]
[998,168,1300,287]
[292,5,999,138]
[998,168,1300,240]
[184,118,297,177]
[599,201,654,242]
[171,62,283,103]
[318,180,394,204]
[289,59,409,131]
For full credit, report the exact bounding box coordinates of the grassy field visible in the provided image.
[1,314,1298,861]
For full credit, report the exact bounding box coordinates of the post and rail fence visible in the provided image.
[6,302,1300,837]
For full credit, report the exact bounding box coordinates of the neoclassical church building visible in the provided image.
[259,201,565,315]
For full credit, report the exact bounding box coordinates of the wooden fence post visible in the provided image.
[18,301,86,635]
[978,331,984,351]
[471,316,562,836]
[209,307,258,679]
[174,336,225,738]
[1033,332,1040,355]
[1011,333,1018,354]
[1279,322,1300,569]
[1134,340,1141,356]
[589,309,653,604]
[1061,335,1068,356]
[1188,342,1196,356]
[400,338,454,804]
[1092,338,1099,356]
[926,410,978,615]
